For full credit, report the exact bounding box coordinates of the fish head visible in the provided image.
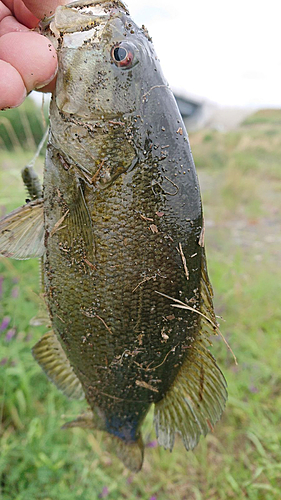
[48,1,192,195]
[49,0,166,121]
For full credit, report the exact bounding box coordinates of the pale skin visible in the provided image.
[0,0,66,110]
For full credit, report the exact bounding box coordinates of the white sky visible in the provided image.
[127,0,281,108]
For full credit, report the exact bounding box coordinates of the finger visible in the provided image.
[0,60,26,109]
[0,31,57,92]
[0,2,11,21]
[2,0,38,28]
[13,0,39,27]
[0,15,30,35]
[23,0,66,20]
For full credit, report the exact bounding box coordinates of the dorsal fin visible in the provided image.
[32,331,85,400]
[154,249,227,451]
[0,200,44,260]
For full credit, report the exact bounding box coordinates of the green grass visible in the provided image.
[1,109,281,499]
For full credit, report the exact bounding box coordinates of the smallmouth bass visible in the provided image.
[0,0,227,471]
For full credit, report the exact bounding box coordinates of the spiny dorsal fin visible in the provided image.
[0,200,44,260]
[154,248,227,451]
[32,331,85,400]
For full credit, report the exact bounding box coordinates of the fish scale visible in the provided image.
[45,148,194,394]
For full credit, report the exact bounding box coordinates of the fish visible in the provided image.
[0,0,227,472]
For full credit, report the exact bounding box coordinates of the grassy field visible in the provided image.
[0,109,281,499]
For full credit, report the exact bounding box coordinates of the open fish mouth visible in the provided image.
[40,0,128,31]
[43,0,130,57]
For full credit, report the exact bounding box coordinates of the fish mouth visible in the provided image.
[54,0,129,36]
[51,1,130,51]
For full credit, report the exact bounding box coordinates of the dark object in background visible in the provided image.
[174,94,201,120]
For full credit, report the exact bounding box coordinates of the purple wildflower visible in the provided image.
[5,328,16,342]
[11,287,19,299]
[146,440,158,448]
[249,385,259,393]
[0,316,10,331]
[149,496,157,500]
[0,358,8,366]
[98,487,109,498]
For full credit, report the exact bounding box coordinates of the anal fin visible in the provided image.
[0,199,44,259]
[32,331,85,400]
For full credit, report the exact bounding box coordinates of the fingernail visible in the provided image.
[1,87,27,111]
[35,66,58,90]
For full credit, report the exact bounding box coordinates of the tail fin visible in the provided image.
[107,434,144,473]
[62,410,144,472]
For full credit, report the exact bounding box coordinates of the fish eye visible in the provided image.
[111,43,135,69]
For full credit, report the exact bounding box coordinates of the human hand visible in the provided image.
[0,0,65,110]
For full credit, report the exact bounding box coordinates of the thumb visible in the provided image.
[22,0,66,20]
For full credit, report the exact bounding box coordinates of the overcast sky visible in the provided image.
[127,0,281,108]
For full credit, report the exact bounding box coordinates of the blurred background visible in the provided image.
[0,1,281,499]
[128,0,281,130]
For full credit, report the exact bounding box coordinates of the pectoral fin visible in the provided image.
[0,200,44,259]
[65,178,94,261]
[32,331,84,400]
[47,177,95,267]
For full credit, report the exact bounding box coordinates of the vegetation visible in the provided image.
[0,106,281,499]
[0,98,48,152]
